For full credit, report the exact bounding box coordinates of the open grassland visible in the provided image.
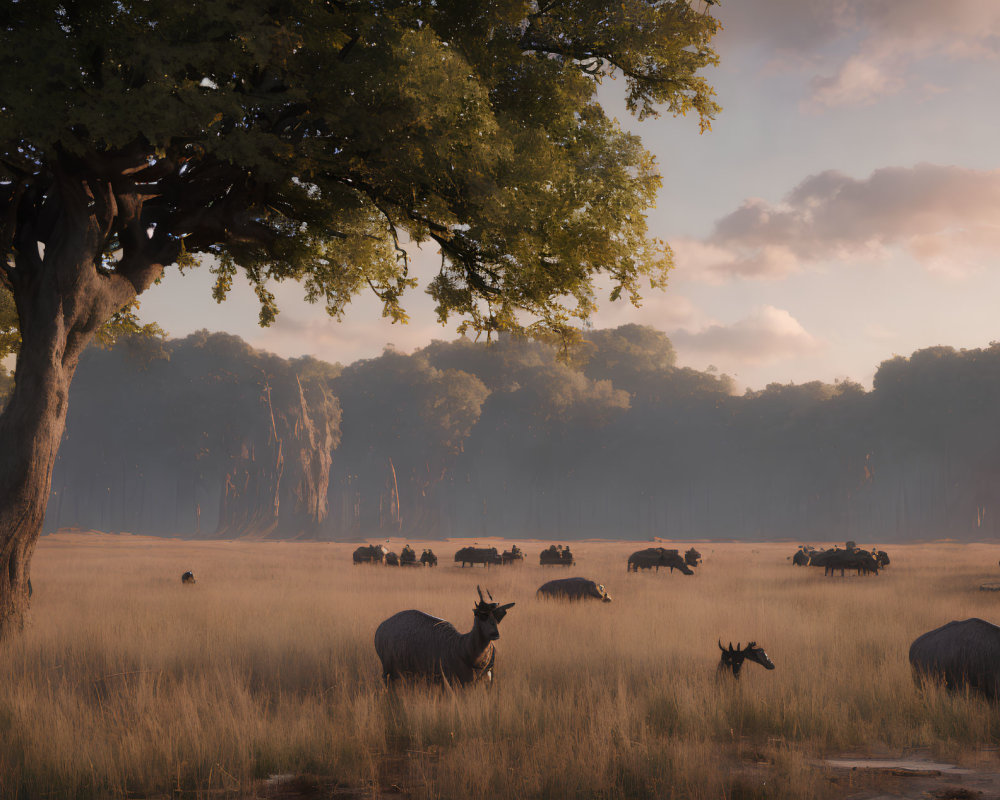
[3,534,1000,799]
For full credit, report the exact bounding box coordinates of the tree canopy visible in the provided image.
[0,0,720,338]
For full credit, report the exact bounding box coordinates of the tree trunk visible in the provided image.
[0,308,78,633]
[0,170,168,637]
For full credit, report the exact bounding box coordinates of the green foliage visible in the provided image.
[1,0,720,339]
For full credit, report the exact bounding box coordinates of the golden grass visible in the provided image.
[3,534,1000,799]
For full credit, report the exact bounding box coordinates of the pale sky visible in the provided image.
[136,1,1000,391]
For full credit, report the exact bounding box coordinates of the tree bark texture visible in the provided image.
[0,169,168,637]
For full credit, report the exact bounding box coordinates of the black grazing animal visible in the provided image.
[181,571,196,584]
[539,545,575,566]
[454,546,502,567]
[684,548,702,567]
[501,545,525,565]
[420,549,438,567]
[909,618,1000,699]
[400,545,417,566]
[627,547,694,575]
[717,641,775,679]
[808,548,879,576]
[385,551,400,566]
[791,548,811,566]
[374,586,515,686]
[874,549,890,568]
[536,577,612,602]
[353,544,389,565]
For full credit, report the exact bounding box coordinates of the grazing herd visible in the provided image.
[790,542,890,576]
[185,538,1000,702]
[354,543,439,567]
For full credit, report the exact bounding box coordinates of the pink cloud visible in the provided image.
[677,164,1000,281]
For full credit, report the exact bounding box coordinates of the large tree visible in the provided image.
[0,0,720,634]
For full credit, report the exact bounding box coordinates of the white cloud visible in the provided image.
[670,306,822,366]
[677,164,1000,281]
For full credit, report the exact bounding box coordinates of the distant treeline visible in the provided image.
[25,325,1000,541]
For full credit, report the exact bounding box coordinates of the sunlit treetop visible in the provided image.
[0,0,720,340]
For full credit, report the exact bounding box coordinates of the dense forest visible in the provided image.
[6,325,999,542]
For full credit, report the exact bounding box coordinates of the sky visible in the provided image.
[136,0,1000,391]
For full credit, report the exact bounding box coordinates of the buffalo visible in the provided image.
[454,546,502,567]
[539,544,574,566]
[627,548,693,575]
[181,571,196,584]
[684,548,702,568]
[501,545,525,565]
[536,577,612,602]
[353,544,389,565]
[399,545,417,566]
[420,549,438,567]
[374,586,514,686]
[909,618,1000,699]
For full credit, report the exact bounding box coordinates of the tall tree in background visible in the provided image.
[0,0,720,635]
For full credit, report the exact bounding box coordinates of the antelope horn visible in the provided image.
[719,640,725,652]
[477,585,486,604]
[499,602,515,610]
[737,642,741,651]
[487,588,494,601]
[728,642,734,652]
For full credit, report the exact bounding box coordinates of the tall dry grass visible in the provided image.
[2,534,1000,799]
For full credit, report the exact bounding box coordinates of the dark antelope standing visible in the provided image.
[717,641,775,678]
[374,586,515,686]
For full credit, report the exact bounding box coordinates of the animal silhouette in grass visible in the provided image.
[536,577,612,602]
[420,549,438,567]
[717,641,775,679]
[374,586,515,686]
[454,546,502,567]
[627,547,693,574]
[181,571,196,584]
[909,618,1000,700]
[353,544,389,565]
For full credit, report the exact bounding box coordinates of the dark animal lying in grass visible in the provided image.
[536,577,612,602]
[909,618,1000,700]
[717,641,775,678]
[420,549,438,567]
[374,586,514,686]
[181,571,196,584]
